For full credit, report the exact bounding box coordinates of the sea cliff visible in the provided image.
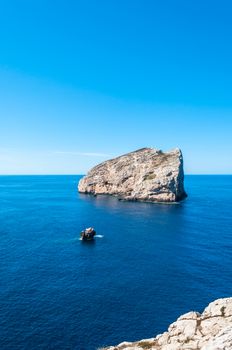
[100,298,232,350]
[78,148,187,203]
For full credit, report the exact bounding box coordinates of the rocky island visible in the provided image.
[78,148,187,203]
[100,297,232,350]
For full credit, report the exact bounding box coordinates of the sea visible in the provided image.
[0,175,232,350]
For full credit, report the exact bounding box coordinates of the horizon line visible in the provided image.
[0,173,232,176]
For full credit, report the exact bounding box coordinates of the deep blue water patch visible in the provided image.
[0,175,232,349]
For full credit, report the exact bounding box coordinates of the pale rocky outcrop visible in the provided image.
[100,298,232,350]
[78,148,187,203]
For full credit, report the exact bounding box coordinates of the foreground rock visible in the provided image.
[100,298,232,350]
[78,148,187,203]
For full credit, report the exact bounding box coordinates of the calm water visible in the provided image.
[0,175,232,349]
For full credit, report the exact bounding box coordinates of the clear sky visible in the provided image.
[0,0,231,174]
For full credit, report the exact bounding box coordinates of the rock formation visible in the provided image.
[78,148,187,203]
[100,298,232,350]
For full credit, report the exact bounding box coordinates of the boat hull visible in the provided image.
[80,229,96,241]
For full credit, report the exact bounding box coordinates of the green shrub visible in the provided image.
[138,341,152,349]
[144,174,156,180]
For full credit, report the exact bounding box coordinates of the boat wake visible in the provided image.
[79,235,104,240]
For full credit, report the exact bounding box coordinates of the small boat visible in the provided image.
[80,227,96,241]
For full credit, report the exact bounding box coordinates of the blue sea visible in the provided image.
[0,175,232,350]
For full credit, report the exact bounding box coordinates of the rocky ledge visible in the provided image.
[100,298,232,350]
[78,148,187,203]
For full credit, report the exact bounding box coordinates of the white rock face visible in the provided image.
[99,298,232,350]
[78,148,187,203]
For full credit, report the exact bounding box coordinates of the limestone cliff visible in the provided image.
[100,298,232,350]
[78,148,187,203]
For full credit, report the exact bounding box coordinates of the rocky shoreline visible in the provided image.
[78,148,187,203]
[99,298,232,350]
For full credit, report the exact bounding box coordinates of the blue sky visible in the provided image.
[0,0,231,174]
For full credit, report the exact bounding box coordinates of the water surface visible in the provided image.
[0,175,232,349]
